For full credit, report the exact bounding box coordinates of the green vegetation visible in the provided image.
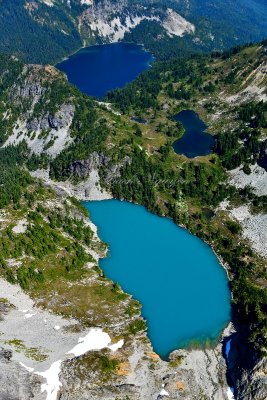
[108,146,228,215]
[0,39,266,369]
[69,197,90,217]
[98,355,119,374]
[107,42,267,173]
[71,350,121,384]
[0,54,24,96]
[0,141,142,334]
[104,42,267,356]
[169,354,184,368]
[128,319,147,334]
[1,0,267,64]
[4,339,48,362]
[124,0,267,60]
[49,97,110,180]
[0,196,93,289]
[0,144,32,209]
[215,101,267,170]
[0,0,82,64]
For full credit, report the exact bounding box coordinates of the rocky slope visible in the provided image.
[76,1,195,44]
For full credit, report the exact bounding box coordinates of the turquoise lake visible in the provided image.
[85,200,231,359]
[57,43,153,98]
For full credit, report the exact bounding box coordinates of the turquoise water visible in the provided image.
[173,110,215,158]
[57,43,153,98]
[85,200,231,359]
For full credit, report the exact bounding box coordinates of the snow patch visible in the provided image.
[41,0,54,6]
[108,339,124,352]
[67,328,124,357]
[12,219,28,234]
[81,0,93,5]
[159,388,169,397]
[37,360,62,400]
[25,313,35,319]
[54,325,60,331]
[20,328,124,400]
[227,387,235,400]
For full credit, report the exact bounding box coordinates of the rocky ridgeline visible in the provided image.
[2,64,75,157]
[77,0,195,44]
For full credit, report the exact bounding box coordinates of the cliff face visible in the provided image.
[225,329,267,400]
[76,0,195,44]
[1,64,74,157]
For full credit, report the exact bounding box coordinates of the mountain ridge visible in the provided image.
[0,0,267,63]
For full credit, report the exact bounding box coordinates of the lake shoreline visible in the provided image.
[33,167,233,349]
[173,109,215,158]
[31,166,233,343]
[85,198,231,357]
[54,39,152,67]
[29,169,234,399]
[56,42,153,99]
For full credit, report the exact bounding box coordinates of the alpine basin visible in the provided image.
[85,200,230,359]
[173,110,215,158]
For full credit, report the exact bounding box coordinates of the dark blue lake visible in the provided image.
[85,200,231,359]
[173,110,215,158]
[57,43,153,99]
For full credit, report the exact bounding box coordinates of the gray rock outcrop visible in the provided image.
[0,348,44,400]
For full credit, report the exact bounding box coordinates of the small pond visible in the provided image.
[173,110,215,158]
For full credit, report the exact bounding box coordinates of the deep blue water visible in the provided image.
[57,43,153,99]
[173,110,215,158]
[85,200,231,358]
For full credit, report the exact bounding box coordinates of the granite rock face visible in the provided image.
[67,151,131,181]
[0,348,44,400]
[26,104,75,133]
[58,339,230,400]
[227,330,267,400]
[77,0,194,44]
[235,358,267,400]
